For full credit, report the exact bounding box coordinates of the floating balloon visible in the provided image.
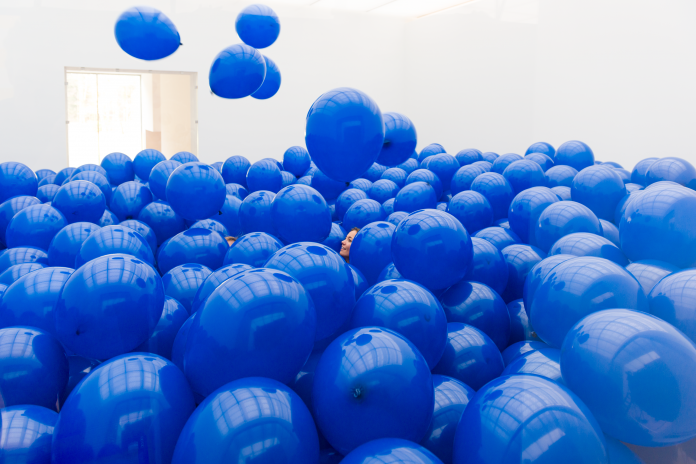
[166,162,226,220]
[157,228,228,274]
[0,262,45,286]
[551,185,572,200]
[239,190,276,235]
[349,178,372,193]
[561,309,696,446]
[455,148,483,167]
[5,204,67,250]
[571,165,626,221]
[419,143,445,163]
[406,169,443,199]
[223,231,283,267]
[470,172,514,220]
[75,224,153,267]
[426,153,460,192]
[555,140,595,171]
[36,184,59,203]
[380,168,408,189]
[148,159,181,200]
[38,174,57,186]
[343,199,386,230]
[221,156,251,187]
[133,149,165,180]
[51,180,106,224]
[507,186,558,245]
[251,55,282,99]
[114,6,180,60]
[235,4,281,49]
[190,218,228,236]
[336,188,368,220]
[548,232,628,265]
[535,200,601,252]
[98,209,119,226]
[648,269,696,343]
[501,340,549,365]
[209,44,266,99]
[281,147,310,178]
[119,218,157,252]
[350,221,396,285]
[271,184,331,243]
[369,179,399,203]
[110,180,153,220]
[525,152,555,171]
[137,200,186,245]
[378,112,417,167]
[101,152,134,185]
[502,159,546,194]
[397,157,419,174]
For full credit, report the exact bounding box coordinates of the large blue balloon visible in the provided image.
[432,322,504,391]
[470,172,514,220]
[0,266,73,335]
[166,162,226,220]
[110,180,153,220]
[644,157,696,189]
[266,242,355,342]
[462,237,508,295]
[70,163,108,180]
[571,165,626,221]
[447,190,493,234]
[418,143,445,163]
[380,168,408,189]
[0,262,45,286]
[562,309,696,446]
[502,159,546,194]
[235,4,281,49]
[406,169,443,199]
[343,199,386,230]
[630,157,658,186]
[0,247,48,273]
[507,186,558,245]
[162,263,212,313]
[378,112,417,167]
[363,163,389,183]
[392,210,473,290]
[0,195,41,246]
[350,279,447,369]
[397,157,419,174]
[336,188,369,220]
[350,221,396,285]
[0,162,38,204]
[35,169,55,181]
[225,182,248,200]
[349,178,372,193]
[173,377,318,464]
[555,140,595,171]
[133,149,166,180]
[137,200,187,245]
[54,167,76,185]
[455,148,483,166]
[312,169,349,200]
[251,54,281,99]
[502,347,563,384]
[450,164,486,195]
[221,156,251,187]
[38,174,57,186]
[620,184,696,267]
[98,209,119,226]
[271,184,331,243]
[53,353,194,463]
[55,253,164,359]
[209,44,266,98]
[157,229,228,275]
[5,204,67,250]
[223,231,283,267]
[51,180,105,224]
[101,152,134,185]
[115,7,180,60]
[441,281,510,351]
[343,438,442,464]
[426,154,460,192]
[522,254,576,316]
[283,146,310,177]
[182,268,315,397]
[75,224,154,267]
[551,185,572,200]
[322,222,347,253]
[535,200,601,252]
[548,231,628,265]
[239,190,276,234]
[190,218,228,236]
[190,263,253,313]
[394,181,437,213]
[530,256,648,348]
[0,405,58,462]
[313,327,434,455]
[148,159,181,200]
[134,296,189,359]
[453,375,608,464]
[625,259,679,296]
[648,269,696,343]
[306,88,384,182]
[246,158,282,193]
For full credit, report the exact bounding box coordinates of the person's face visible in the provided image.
[340,230,357,260]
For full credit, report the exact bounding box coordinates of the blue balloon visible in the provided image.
[119,218,157,252]
[392,210,473,290]
[645,157,696,189]
[54,167,76,185]
[343,199,385,230]
[166,162,226,220]
[526,141,555,159]
[350,221,396,285]
[0,405,58,462]
[480,152,497,163]
[110,180,153,220]
[432,322,504,390]
[0,327,67,410]
[209,44,266,98]
[599,218,620,246]
[115,6,180,60]
[350,279,447,368]
[502,159,546,194]
[425,154,460,192]
[162,263,212,313]
[419,143,446,163]
[522,254,576,317]
[562,309,696,446]
[394,182,437,213]
[551,185,572,200]
[490,153,522,174]
[376,262,402,282]
[221,155,251,187]
[52,180,106,224]
[0,196,40,246]
[223,231,283,267]
[53,353,194,463]
[168,151,196,164]
[71,163,108,181]
[347,263,369,300]
[246,158,282,193]
[501,340,549,366]
[378,113,417,167]
[368,179,399,203]
[336,188,368,220]
[406,169,443,199]
[235,4,281,49]
[535,200,601,252]
[0,247,48,273]
[251,54,282,99]
[362,164,389,184]
[271,184,331,243]
[470,172,514,220]
[447,191,493,234]
[37,183,59,203]
[455,148,483,166]
[280,170,296,187]
[0,162,37,204]
[349,178,372,193]
[648,269,696,343]
[380,168,408,188]
[474,226,520,251]
[135,296,189,359]
[75,224,153,267]
[101,152,134,185]
[137,200,187,245]
[98,208,119,226]
[306,88,384,182]
[35,169,55,181]
[239,190,276,235]
[321,222,347,253]
[312,169,348,201]
[555,140,595,171]
[604,436,645,464]
[148,159,181,200]
[502,347,563,384]
[462,237,508,295]
[626,259,679,296]
[507,186,558,245]
[0,266,73,335]
[210,194,243,236]
[530,256,648,348]
[55,253,163,359]
[70,170,112,207]
[343,438,442,464]
[630,157,658,186]
[158,229,228,274]
[190,263,253,314]
[133,149,166,180]
[549,231,628,265]
[190,218,228,236]
[5,204,67,250]
[283,146,311,177]
[225,182,248,199]
[441,281,511,350]
[397,157,419,174]
[571,165,626,221]
[313,327,434,455]
[507,298,538,344]
[183,268,315,396]
[525,152,555,171]
[620,184,696,267]
[38,175,57,187]
[453,375,608,464]
[387,211,408,226]
[0,262,44,286]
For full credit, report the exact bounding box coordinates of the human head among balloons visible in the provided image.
[0,3,695,464]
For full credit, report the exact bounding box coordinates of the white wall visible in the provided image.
[1,0,695,173]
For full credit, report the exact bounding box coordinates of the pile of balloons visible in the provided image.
[115,4,282,99]
[3,62,696,464]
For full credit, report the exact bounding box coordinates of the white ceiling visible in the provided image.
[265,0,480,18]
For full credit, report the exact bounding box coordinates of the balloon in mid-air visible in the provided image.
[115,7,180,60]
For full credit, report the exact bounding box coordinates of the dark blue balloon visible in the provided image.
[500,244,547,303]
[501,340,548,365]
[75,224,154,267]
[571,165,626,221]
[312,169,348,201]
[525,152,555,171]
[630,157,658,186]
[507,186,558,245]
[54,167,76,185]
[380,168,408,188]
[0,262,44,286]
[162,263,212,313]
[313,327,434,455]
[535,200,601,252]
[133,149,166,180]
[166,162,226,220]
[53,353,194,463]
[425,154,460,192]
[453,375,608,464]
[101,152,134,185]
[148,159,181,200]
[322,222,347,253]
[0,196,41,245]
[441,281,510,350]
[209,44,266,98]
[190,263,253,314]
[343,199,386,230]
[52,180,106,224]
[645,157,696,189]
[474,226,520,251]
[462,237,508,295]
[550,185,571,200]
[235,4,281,49]
[0,247,48,273]
[158,229,227,274]
[349,178,372,193]
[522,254,576,317]
[306,88,384,182]
[502,347,563,384]
[283,146,311,177]
[556,140,595,171]
[561,309,696,446]
[350,221,395,285]
[387,211,408,226]
[502,159,546,194]
[182,268,315,396]
[362,162,388,183]
[225,182,248,200]
[119,218,157,252]
[369,179,399,203]
[620,185,696,267]
[190,218,228,236]
[648,269,696,343]
[432,322,504,390]
[481,152,498,163]
[37,184,59,203]
[530,257,648,348]
[377,262,402,282]
[392,210,473,290]
[223,231,283,267]
[110,180,153,220]
[246,158,282,193]
[71,170,112,207]
[604,436,646,464]
[336,188,368,220]
[137,200,187,245]
[447,190,493,234]
[221,155,251,187]
[0,327,67,410]
[394,181,437,213]
[397,157,419,174]
[168,151,196,164]
[549,232,628,265]
[115,6,180,60]
[347,263,369,300]
[5,204,67,250]
[239,190,276,235]
[0,162,37,204]
[210,194,243,236]
[271,184,331,243]
[491,153,522,174]
[251,54,281,99]
[625,259,678,296]
[351,279,447,368]
[0,405,58,462]
[406,169,443,199]
[71,164,108,181]
[98,208,119,226]
[343,438,442,464]
[55,253,164,359]
[455,148,483,166]
[134,296,188,359]
[418,143,445,163]
[0,266,73,335]
[378,113,417,167]
[507,298,538,344]
[470,172,514,220]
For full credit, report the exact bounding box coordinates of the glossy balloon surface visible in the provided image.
[644,157,696,189]
[648,269,696,343]
[0,162,38,203]
[76,224,154,267]
[508,186,558,245]
[0,247,48,273]
[0,196,41,246]
[500,244,546,302]
[235,4,281,48]
[522,254,576,316]
[462,237,508,295]
[115,6,180,60]
[630,157,658,186]
[470,172,514,220]
[134,296,189,359]
[101,152,134,185]
[502,159,546,194]
[555,140,595,171]
[343,438,443,464]
[349,178,372,193]
[148,159,181,200]
[456,148,483,166]
[571,165,626,220]
[0,405,58,463]
[561,309,696,446]
[313,327,434,455]
[223,231,283,267]
[6,204,67,250]
[190,263,253,313]
[336,189,368,220]
[343,199,385,230]
[272,184,332,243]
[526,141,555,159]
[625,259,679,296]
[369,179,400,203]
[406,169,443,199]
[545,164,578,187]
[348,263,369,299]
[209,44,266,98]
[551,185,572,200]
[36,183,59,203]
[247,158,282,193]
[162,263,212,313]
[240,190,276,235]
[0,262,45,286]
[502,347,563,384]
[425,154,460,192]
[394,181,437,213]
[508,299,538,345]
[474,226,520,251]
[419,143,445,163]
[54,167,76,185]
[548,231,628,265]
[221,155,251,187]
[133,149,166,180]
[491,153,522,174]
[378,112,417,167]
[525,152,555,171]
[350,221,396,285]
[119,218,157,252]
[157,228,228,275]
[321,222,347,253]
[137,200,186,245]
[535,200,601,252]
[166,162,225,220]
[110,180,153,220]
[447,191,493,234]
[284,146,311,177]
[501,340,549,365]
